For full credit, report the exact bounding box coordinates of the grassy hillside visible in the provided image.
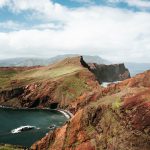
[0,58,84,90]
[0,57,98,108]
[0,144,24,150]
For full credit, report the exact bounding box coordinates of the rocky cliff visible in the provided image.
[0,56,137,150]
[0,56,129,109]
[31,70,150,150]
[88,62,130,83]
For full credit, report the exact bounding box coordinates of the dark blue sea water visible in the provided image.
[0,108,67,147]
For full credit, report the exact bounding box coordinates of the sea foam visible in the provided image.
[11,125,37,134]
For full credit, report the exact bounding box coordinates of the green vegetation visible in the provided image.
[0,144,23,150]
[21,65,82,79]
[112,98,122,110]
[0,64,83,90]
[55,76,90,103]
[86,124,96,136]
[0,70,22,90]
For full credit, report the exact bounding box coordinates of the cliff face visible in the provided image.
[0,57,99,109]
[31,70,150,150]
[1,56,149,150]
[88,63,130,83]
[0,56,130,109]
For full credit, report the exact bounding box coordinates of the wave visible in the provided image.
[11,125,37,134]
[101,81,121,88]
[57,110,73,119]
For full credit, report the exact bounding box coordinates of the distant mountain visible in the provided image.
[0,58,48,67]
[125,62,150,76]
[1,55,150,77]
[0,54,111,67]
[48,54,111,65]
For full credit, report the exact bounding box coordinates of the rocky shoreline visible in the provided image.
[0,105,73,120]
[57,109,74,119]
[31,70,150,150]
[2,57,146,150]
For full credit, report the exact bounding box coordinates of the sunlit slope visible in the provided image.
[0,57,84,90]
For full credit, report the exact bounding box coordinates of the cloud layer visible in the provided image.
[0,0,150,62]
[109,0,150,9]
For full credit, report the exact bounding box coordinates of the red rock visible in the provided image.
[75,141,95,150]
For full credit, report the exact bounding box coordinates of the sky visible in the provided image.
[0,0,150,62]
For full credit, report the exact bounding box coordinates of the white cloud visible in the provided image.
[0,21,25,31]
[126,0,150,8]
[0,1,150,62]
[0,0,69,21]
[0,0,8,8]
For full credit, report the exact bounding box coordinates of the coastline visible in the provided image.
[0,105,74,119]
[57,109,73,119]
[0,106,71,148]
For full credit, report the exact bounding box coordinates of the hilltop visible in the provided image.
[0,56,129,109]
[0,54,110,67]
[0,56,96,108]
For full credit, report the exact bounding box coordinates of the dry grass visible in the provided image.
[0,64,84,90]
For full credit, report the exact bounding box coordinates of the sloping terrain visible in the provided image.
[0,56,133,150]
[0,56,129,109]
[0,57,98,108]
[0,144,24,150]
[31,70,150,150]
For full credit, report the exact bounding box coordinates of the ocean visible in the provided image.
[0,108,67,147]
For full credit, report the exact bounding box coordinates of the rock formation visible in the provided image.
[0,56,142,150]
[0,56,130,109]
[80,55,130,83]
[31,70,150,150]
[88,63,130,83]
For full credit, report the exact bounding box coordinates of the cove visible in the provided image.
[0,107,68,147]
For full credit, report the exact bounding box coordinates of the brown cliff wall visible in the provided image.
[0,56,130,109]
[31,70,150,150]
[88,63,130,83]
[80,56,130,83]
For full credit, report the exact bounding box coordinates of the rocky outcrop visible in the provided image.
[0,87,24,107]
[0,57,100,109]
[31,70,150,150]
[80,56,130,83]
[89,63,130,83]
[0,56,134,149]
[0,56,130,109]
[0,88,24,100]
[19,70,98,109]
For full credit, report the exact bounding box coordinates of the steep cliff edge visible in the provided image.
[0,56,129,109]
[80,56,130,83]
[1,56,148,150]
[88,62,130,83]
[31,70,150,150]
[0,57,99,109]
